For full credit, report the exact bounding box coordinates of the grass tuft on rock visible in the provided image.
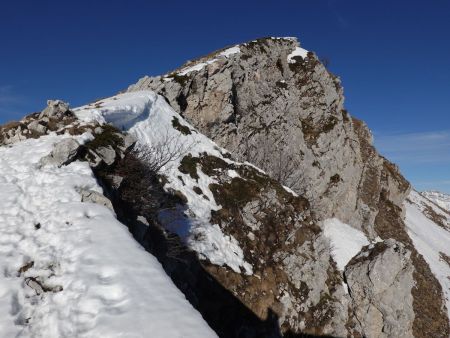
[172,117,192,135]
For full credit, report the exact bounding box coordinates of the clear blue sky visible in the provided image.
[1,0,449,193]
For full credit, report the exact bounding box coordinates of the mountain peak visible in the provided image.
[128,36,310,88]
[126,38,449,336]
[1,37,449,337]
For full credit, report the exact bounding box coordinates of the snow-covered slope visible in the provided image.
[0,131,217,337]
[75,90,254,275]
[405,190,450,318]
[421,190,450,213]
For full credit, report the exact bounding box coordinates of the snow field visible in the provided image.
[0,133,217,337]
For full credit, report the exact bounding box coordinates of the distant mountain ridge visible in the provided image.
[422,190,450,213]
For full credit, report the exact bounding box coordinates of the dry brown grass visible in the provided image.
[301,115,339,146]
[1,121,23,131]
[439,252,450,268]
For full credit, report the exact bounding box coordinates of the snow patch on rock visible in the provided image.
[219,46,241,58]
[287,46,309,63]
[323,218,370,271]
[176,45,240,76]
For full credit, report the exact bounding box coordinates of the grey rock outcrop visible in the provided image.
[95,146,116,165]
[39,100,71,119]
[0,99,86,146]
[40,138,80,167]
[345,239,415,338]
[27,120,47,135]
[78,188,114,211]
[80,127,135,168]
[0,124,27,144]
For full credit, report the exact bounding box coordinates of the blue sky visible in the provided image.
[1,0,449,193]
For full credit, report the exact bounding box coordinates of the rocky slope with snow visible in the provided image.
[0,37,449,337]
[127,37,449,337]
[73,91,353,337]
[405,191,450,319]
[127,37,401,233]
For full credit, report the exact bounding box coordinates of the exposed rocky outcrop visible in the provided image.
[95,145,117,165]
[0,100,135,171]
[39,138,81,167]
[28,120,48,134]
[128,37,389,233]
[0,100,87,145]
[176,153,353,336]
[39,99,71,119]
[62,104,354,336]
[345,239,415,338]
[78,188,115,211]
[128,37,449,336]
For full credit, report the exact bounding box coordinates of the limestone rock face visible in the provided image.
[98,146,356,337]
[127,37,448,336]
[345,239,415,338]
[127,37,410,237]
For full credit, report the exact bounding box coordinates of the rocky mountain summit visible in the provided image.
[128,37,449,337]
[128,37,404,233]
[0,37,449,338]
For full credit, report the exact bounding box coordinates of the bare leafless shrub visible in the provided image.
[134,129,197,174]
[242,136,303,191]
[113,129,199,262]
[116,129,197,217]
